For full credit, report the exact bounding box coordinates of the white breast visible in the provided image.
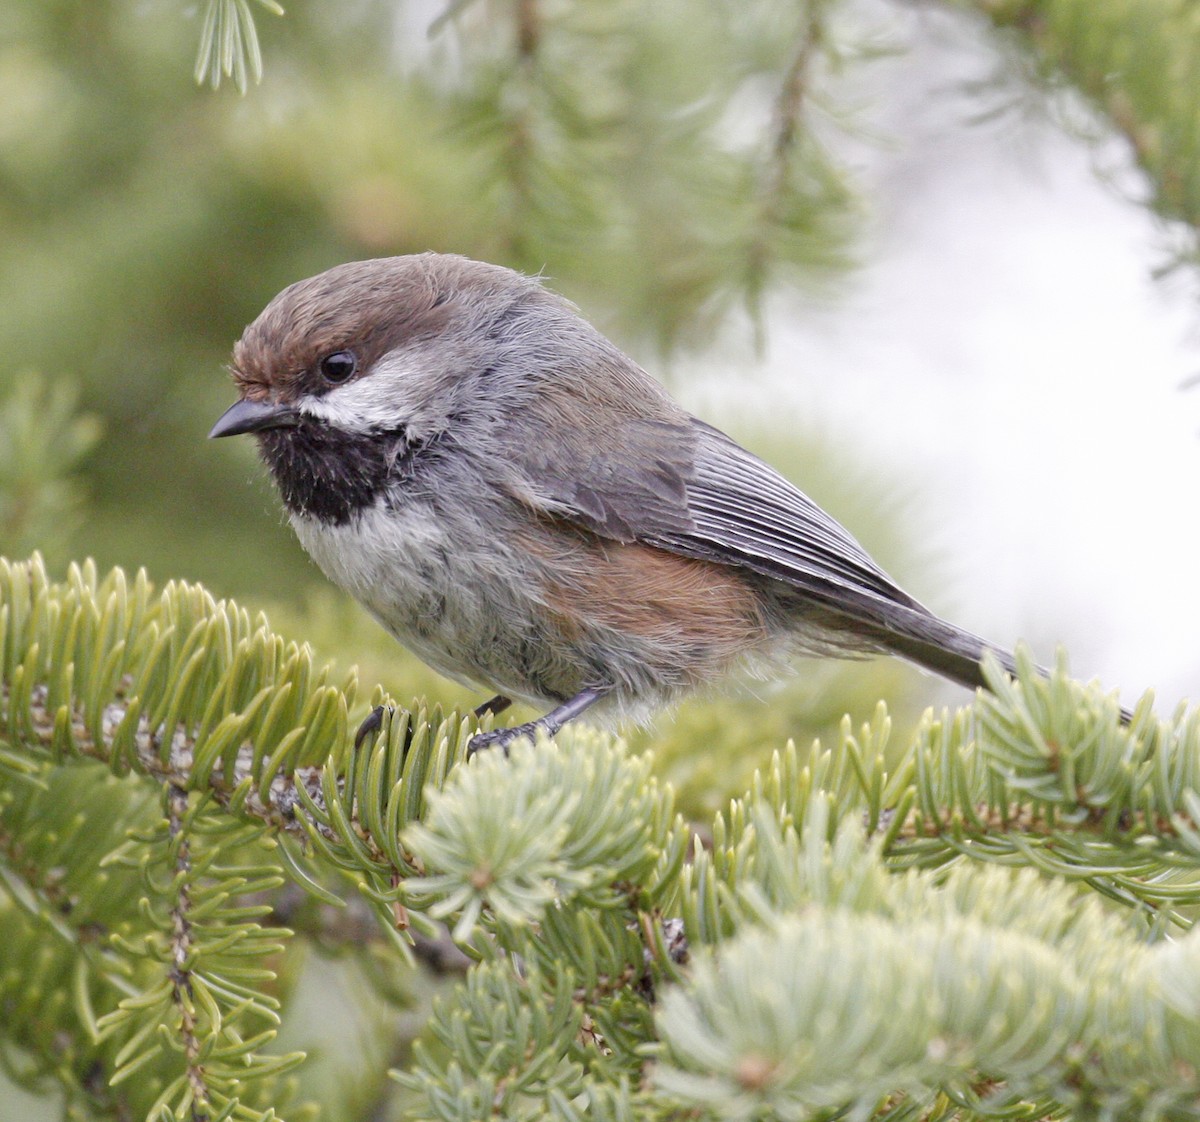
[290,500,551,699]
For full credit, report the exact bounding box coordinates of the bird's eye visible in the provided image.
[319,351,357,384]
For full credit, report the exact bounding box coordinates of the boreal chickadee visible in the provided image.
[211,252,1030,753]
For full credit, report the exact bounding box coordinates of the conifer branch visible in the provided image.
[193,0,284,94]
[965,0,1200,258]
[14,680,327,841]
[165,783,209,1122]
[747,0,830,289]
[5,554,1200,1119]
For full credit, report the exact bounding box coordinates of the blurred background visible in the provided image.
[2,0,1199,792]
[3,0,1200,1117]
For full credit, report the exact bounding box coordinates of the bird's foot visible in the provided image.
[467,721,542,758]
[354,704,393,751]
[466,686,608,759]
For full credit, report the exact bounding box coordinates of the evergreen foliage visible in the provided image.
[194,0,284,94]
[965,0,1200,264]
[2,554,1199,1120]
[0,375,101,567]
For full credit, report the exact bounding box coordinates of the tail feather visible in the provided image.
[866,605,1020,692]
[859,602,1133,725]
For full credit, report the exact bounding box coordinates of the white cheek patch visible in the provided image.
[299,353,420,433]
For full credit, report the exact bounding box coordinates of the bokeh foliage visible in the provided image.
[4,0,1199,599]
[0,0,867,603]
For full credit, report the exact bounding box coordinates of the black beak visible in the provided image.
[209,398,301,439]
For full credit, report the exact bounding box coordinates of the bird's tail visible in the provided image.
[864,604,1020,692]
[859,602,1133,725]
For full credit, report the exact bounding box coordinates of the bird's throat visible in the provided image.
[257,422,419,525]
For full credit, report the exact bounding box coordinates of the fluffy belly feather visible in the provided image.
[290,498,774,721]
[291,500,598,707]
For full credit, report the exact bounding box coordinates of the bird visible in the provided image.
[210,252,1033,754]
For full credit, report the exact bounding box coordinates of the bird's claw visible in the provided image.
[467,721,541,758]
[354,704,393,751]
[472,694,513,719]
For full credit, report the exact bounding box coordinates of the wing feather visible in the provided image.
[650,421,922,611]
[506,413,1017,689]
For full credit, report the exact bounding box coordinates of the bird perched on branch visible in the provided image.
[211,253,1033,753]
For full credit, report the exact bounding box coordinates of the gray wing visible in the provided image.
[644,422,1021,687]
[507,415,1016,690]
[645,420,924,615]
[509,416,913,605]
[503,416,697,542]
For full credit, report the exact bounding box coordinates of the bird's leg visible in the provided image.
[467,686,608,757]
[473,694,513,719]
